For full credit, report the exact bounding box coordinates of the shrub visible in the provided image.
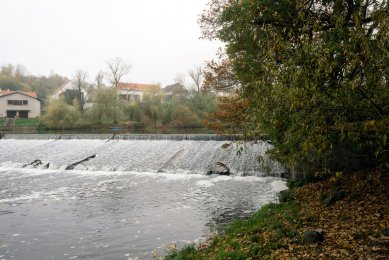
[43,98,82,129]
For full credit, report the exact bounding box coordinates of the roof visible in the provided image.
[0,90,39,99]
[163,83,187,93]
[51,80,71,96]
[117,83,160,92]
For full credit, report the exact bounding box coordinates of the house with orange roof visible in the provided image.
[117,82,161,102]
[0,90,41,118]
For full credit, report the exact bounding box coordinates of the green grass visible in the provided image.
[165,245,199,260]
[164,198,301,260]
[0,118,41,126]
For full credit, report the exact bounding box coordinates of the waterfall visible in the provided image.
[0,134,287,260]
[2,133,241,141]
[0,135,284,176]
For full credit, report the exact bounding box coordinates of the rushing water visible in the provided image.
[0,136,286,260]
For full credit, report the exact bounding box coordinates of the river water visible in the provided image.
[0,136,286,260]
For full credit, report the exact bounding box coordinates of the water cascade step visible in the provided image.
[0,135,283,176]
[0,134,288,259]
[2,133,243,141]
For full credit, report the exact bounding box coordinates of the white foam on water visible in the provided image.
[195,174,277,187]
[0,139,285,177]
[270,180,288,192]
[0,137,289,260]
[210,175,233,182]
[0,191,42,203]
[232,176,269,182]
[195,180,214,187]
[68,169,208,182]
[0,162,25,169]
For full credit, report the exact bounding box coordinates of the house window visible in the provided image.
[7,100,28,105]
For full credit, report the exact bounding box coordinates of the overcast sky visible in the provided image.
[0,0,220,86]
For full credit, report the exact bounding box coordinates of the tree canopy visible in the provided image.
[201,0,389,177]
[0,63,67,99]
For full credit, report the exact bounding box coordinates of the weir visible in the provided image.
[0,134,283,176]
[2,133,241,141]
[0,135,287,259]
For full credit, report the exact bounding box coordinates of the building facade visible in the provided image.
[50,80,93,108]
[162,83,187,101]
[0,91,41,118]
[50,80,88,100]
[117,83,161,102]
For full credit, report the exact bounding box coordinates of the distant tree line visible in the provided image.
[42,57,217,129]
[0,64,67,99]
[44,88,217,129]
[0,59,218,130]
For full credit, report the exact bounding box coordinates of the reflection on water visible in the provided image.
[0,168,286,259]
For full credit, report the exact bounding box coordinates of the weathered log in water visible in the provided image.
[66,154,96,170]
[106,133,117,142]
[22,159,43,168]
[206,161,231,176]
[22,159,50,168]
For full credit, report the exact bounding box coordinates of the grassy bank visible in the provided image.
[164,170,388,259]
[0,118,41,126]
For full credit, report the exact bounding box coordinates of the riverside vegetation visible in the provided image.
[43,89,217,130]
[0,64,217,131]
[163,0,389,259]
[1,59,217,131]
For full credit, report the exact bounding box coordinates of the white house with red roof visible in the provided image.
[117,82,160,102]
[0,90,41,118]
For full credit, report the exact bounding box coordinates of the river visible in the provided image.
[0,135,286,260]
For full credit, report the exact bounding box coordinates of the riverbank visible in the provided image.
[164,169,388,259]
[0,122,214,135]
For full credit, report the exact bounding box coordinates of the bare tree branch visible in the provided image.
[106,57,130,88]
[174,73,188,89]
[95,70,104,88]
[188,66,203,92]
[73,70,88,112]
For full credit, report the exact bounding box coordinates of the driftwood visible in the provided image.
[106,133,117,142]
[22,159,43,168]
[206,161,231,176]
[66,154,96,170]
